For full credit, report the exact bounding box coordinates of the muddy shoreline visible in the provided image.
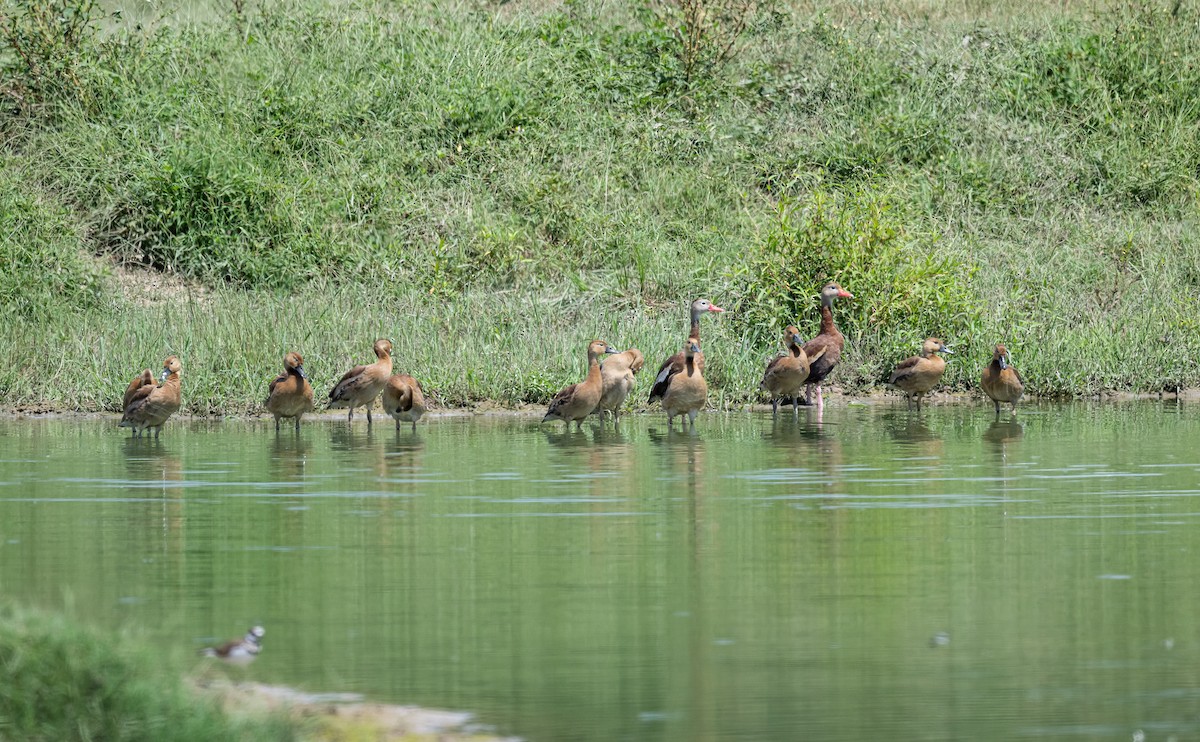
[4,388,1198,422]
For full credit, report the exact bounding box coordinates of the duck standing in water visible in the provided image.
[382,372,427,432]
[981,343,1024,414]
[265,352,314,431]
[648,298,723,404]
[327,339,393,425]
[887,338,953,411]
[659,338,707,429]
[202,625,265,665]
[119,356,182,438]
[543,339,618,428]
[759,325,826,415]
[801,283,853,409]
[595,348,644,425]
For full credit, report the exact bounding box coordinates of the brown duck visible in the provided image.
[382,373,427,432]
[660,338,707,428]
[760,325,826,415]
[327,339,393,424]
[887,338,952,411]
[648,298,724,404]
[265,352,314,431]
[801,282,853,408]
[981,343,1024,414]
[119,356,182,438]
[543,339,618,427]
[596,348,644,425]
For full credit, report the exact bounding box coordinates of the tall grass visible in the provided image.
[2,0,1199,408]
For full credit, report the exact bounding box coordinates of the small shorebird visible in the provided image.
[201,625,265,665]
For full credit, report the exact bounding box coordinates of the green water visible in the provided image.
[2,403,1200,740]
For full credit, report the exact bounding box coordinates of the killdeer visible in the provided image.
[202,625,265,664]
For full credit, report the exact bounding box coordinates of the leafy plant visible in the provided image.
[731,188,980,386]
[641,0,780,91]
[0,0,100,114]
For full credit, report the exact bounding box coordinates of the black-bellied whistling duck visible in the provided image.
[648,298,724,404]
[802,282,853,408]
[119,356,182,438]
[596,348,644,424]
[759,325,827,415]
[265,352,314,431]
[201,625,264,665]
[383,373,427,431]
[660,338,707,428]
[327,339,393,425]
[543,339,618,427]
[123,368,155,412]
[887,338,953,411]
[981,343,1024,414]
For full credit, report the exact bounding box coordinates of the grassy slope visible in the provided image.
[2,0,1199,412]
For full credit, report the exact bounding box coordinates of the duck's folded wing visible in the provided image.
[888,356,922,385]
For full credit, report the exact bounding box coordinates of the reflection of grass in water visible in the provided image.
[0,603,295,741]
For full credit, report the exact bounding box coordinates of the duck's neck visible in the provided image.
[375,354,393,372]
[689,308,703,341]
[788,341,802,358]
[162,372,180,389]
[819,302,838,336]
[586,352,602,383]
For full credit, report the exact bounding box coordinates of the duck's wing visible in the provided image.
[887,356,923,386]
[266,372,288,403]
[759,353,786,389]
[544,383,579,419]
[123,369,155,410]
[122,383,156,418]
[328,364,367,401]
[648,352,683,402]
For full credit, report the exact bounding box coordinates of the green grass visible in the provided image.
[2,0,1199,410]
[0,603,296,741]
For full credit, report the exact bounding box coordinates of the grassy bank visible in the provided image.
[2,0,1199,411]
[0,603,296,741]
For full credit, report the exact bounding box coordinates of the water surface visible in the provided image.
[1,402,1198,740]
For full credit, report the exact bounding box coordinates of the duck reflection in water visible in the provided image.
[122,436,182,483]
[764,412,826,448]
[883,411,944,462]
[983,418,1024,462]
[542,426,591,450]
[270,433,311,483]
[384,431,425,476]
[328,424,375,452]
[121,437,184,541]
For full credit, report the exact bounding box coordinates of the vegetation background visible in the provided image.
[2,0,1199,413]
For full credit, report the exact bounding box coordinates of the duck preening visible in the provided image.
[648,298,724,404]
[595,348,644,424]
[119,356,182,438]
[543,339,618,427]
[802,283,853,408]
[202,625,264,665]
[383,373,427,431]
[658,338,707,429]
[759,325,826,415]
[265,352,314,431]
[123,368,155,412]
[981,343,1024,414]
[887,338,952,411]
[327,339,393,424]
